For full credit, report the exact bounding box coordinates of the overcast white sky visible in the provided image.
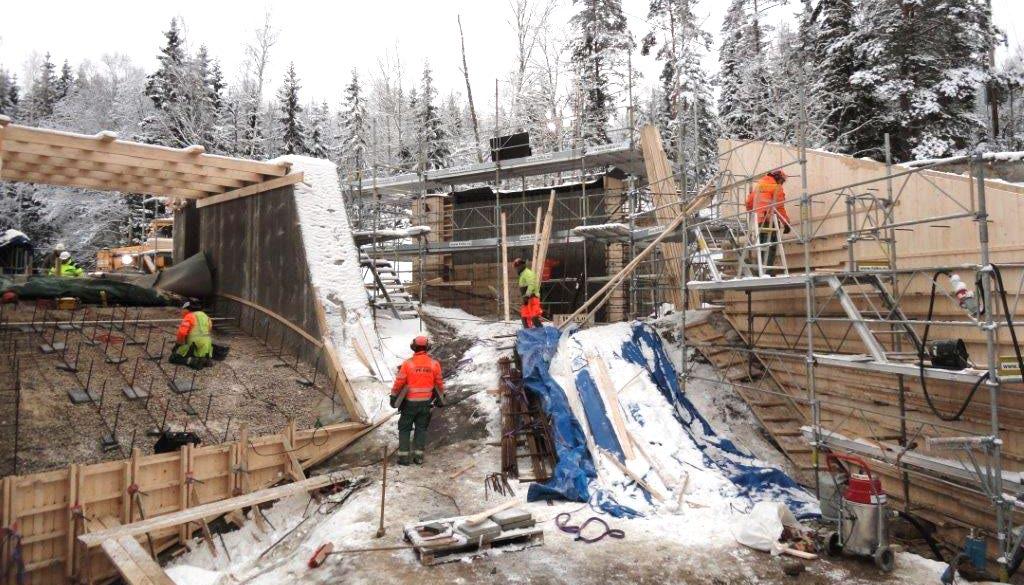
[1,0,1021,108]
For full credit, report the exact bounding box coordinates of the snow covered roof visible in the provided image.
[354,140,645,196]
[0,118,294,202]
[0,229,31,250]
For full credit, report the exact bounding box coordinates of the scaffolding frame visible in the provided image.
[675,111,1024,570]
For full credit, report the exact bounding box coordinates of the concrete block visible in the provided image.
[456,518,502,541]
[490,508,533,528]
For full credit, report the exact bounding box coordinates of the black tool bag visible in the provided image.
[154,431,202,454]
[212,344,230,361]
[927,339,970,370]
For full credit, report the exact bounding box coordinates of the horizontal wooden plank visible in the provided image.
[102,536,175,585]
[79,474,340,547]
[196,172,304,208]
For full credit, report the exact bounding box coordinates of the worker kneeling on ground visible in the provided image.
[513,258,542,328]
[745,169,791,274]
[49,251,84,277]
[390,335,444,465]
[171,300,213,369]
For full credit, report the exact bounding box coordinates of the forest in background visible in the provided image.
[0,0,1021,266]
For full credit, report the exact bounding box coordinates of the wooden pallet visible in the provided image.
[403,517,544,566]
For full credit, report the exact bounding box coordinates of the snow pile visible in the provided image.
[546,321,818,519]
[276,156,387,418]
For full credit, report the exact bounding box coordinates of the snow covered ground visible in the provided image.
[165,310,971,585]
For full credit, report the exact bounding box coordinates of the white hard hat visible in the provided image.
[59,251,71,261]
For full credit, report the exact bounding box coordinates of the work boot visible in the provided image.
[413,451,424,465]
[397,452,411,466]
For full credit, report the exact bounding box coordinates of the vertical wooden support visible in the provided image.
[280,418,305,483]
[66,464,80,579]
[178,444,191,543]
[500,212,510,322]
[128,449,141,523]
[531,206,543,262]
[237,424,250,495]
[535,190,556,285]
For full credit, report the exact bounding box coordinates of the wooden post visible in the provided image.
[535,190,556,282]
[500,212,510,322]
[66,463,80,579]
[178,444,191,543]
[531,206,543,262]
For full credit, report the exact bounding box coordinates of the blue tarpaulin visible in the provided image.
[619,322,819,519]
[518,326,595,504]
[518,326,640,518]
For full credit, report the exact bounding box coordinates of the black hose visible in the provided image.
[896,510,946,562]
[918,270,987,421]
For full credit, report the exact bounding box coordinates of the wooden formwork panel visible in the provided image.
[0,419,372,584]
[6,468,73,584]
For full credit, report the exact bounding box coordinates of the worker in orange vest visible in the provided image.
[745,169,791,274]
[390,335,444,465]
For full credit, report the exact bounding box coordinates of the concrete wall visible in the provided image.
[174,185,321,340]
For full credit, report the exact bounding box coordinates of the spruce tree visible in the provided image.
[851,0,998,160]
[717,0,776,140]
[803,0,861,150]
[54,60,74,101]
[145,19,186,112]
[0,70,19,117]
[306,101,331,159]
[26,53,59,123]
[338,68,368,173]
[568,0,633,144]
[276,62,307,155]
[642,0,719,187]
[417,62,449,170]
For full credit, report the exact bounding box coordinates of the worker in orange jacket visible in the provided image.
[745,169,791,274]
[390,335,444,465]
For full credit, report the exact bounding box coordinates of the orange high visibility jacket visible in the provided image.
[391,351,444,402]
[176,311,211,344]
[746,175,791,226]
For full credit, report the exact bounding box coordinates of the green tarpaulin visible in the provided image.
[1,276,171,306]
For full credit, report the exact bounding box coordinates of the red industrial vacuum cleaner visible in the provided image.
[823,453,895,572]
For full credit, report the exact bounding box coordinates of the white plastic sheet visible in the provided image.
[735,501,801,555]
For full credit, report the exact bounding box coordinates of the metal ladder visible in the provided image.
[361,252,419,319]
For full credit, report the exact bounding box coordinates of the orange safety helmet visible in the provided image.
[410,335,430,352]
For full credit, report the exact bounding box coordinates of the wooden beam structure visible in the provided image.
[0,123,293,203]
